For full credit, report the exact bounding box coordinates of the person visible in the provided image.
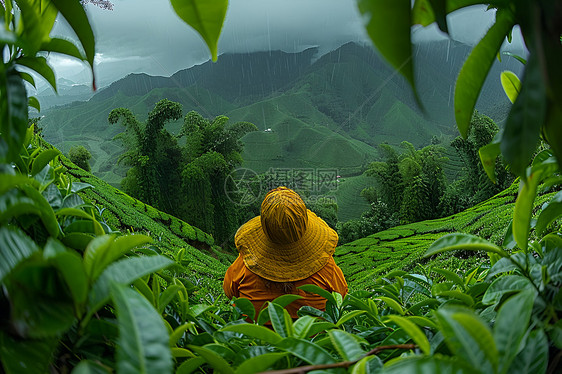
[223,186,348,318]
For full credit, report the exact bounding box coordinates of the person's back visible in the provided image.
[223,186,348,318]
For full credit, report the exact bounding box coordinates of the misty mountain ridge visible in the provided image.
[40,40,521,193]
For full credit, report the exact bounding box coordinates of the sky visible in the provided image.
[43,0,525,90]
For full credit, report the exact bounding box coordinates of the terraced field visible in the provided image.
[335,181,558,291]
[59,156,235,298]
[322,173,378,222]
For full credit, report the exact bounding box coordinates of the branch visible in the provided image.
[257,344,417,374]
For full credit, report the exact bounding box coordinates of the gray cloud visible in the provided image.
[43,1,525,90]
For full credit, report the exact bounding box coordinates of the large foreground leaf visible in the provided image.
[0,332,57,374]
[435,307,498,373]
[494,289,535,373]
[111,283,172,374]
[0,66,28,162]
[170,0,228,61]
[0,227,39,282]
[87,255,174,317]
[358,0,418,102]
[455,9,515,138]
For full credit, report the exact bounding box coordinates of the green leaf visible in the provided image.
[187,345,235,374]
[436,290,474,306]
[0,332,57,374]
[61,232,94,251]
[387,315,430,355]
[328,329,365,361]
[234,352,288,374]
[412,0,483,26]
[435,307,498,373]
[169,323,195,346]
[376,296,405,315]
[268,302,293,338]
[0,190,41,224]
[513,172,543,251]
[428,0,448,33]
[44,238,88,306]
[0,66,28,162]
[55,207,93,220]
[175,357,206,374]
[257,294,302,325]
[494,289,535,373]
[382,355,478,373]
[275,337,336,365]
[28,96,40,111]
[31,149,60,176]
[20,184,60,237]
[432,268,465,290]
[298,284,337,305]
[158,284,181,314]
[293,315,317,339]
[0,174,38,195]
[171,347,195,359]
[0,227,39,282]
[14,0,42,54]
[16,56,56,92]
[41,37,86,61]
[500,70,521,104]
[482,275,533,305]
[72,360,111,374]
[336,310,366,327]
[454,9,515,138]
[220,324,283,344]
[425,233,508,258]
[509,329,548,374]
[406,315,437,330]
[169,0,228,62]
[33,164,55,191]
[87,234,151,282]
[536,191,562,235]
[479,140,501,184]
[232,297,256,322]
[350,356,380,374]
[87,255,174,317]
[358,0,419,105]
[50,0,96,84]
[83,234,116,280]
[500,52,546,177]
[111,283,172,374]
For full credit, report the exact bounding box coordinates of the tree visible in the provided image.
[68,145,92,171]
[365,144,403,213]
[364,141,446,225]
[440,112,514,216]
[178,111,257,244]
[109,99,183,212]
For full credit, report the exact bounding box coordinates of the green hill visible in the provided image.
[39,41,523,220]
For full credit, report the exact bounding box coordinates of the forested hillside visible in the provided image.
[39,41,522,188]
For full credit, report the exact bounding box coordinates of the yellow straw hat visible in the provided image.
[234,187,338,282]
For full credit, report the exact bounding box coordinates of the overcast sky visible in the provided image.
[44,0,525,90]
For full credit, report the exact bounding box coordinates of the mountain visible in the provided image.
[34,78,95,110]
[39,41,523,215]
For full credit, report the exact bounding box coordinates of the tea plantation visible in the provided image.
[61,152,558,297]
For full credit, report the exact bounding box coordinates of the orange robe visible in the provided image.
[223,254,348,318]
